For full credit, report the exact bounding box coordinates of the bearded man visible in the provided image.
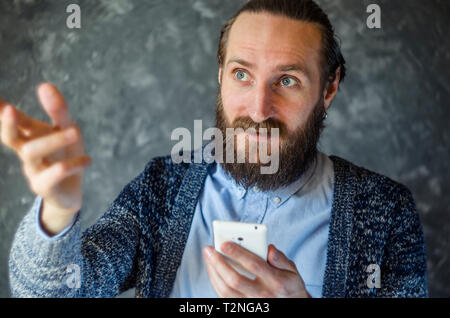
[5,0,427,298]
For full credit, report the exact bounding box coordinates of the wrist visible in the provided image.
[40,200,79,236]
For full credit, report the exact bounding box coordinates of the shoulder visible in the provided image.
[328,155,421,243]
[327,156,426,298]
[142,154,191,181]
[136,150,210,205]
[141,148,210,182]
[329,155,414,202]
[137,154,192,200]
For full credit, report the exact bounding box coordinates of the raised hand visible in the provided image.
[0,83,91,235]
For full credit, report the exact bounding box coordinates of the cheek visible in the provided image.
[221,85,248,123]
[277,102,310,133]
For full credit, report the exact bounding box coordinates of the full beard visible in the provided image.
[215,89,326,191]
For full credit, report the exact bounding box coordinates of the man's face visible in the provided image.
[215,12,329,190]
[219,12,324,148]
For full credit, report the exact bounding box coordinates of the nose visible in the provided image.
[247,82,276,123]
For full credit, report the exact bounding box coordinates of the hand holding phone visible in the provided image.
[213,220,268,280]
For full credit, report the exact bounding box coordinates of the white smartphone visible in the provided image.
[213,220,268,280]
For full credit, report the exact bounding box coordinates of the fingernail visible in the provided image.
[272,250,280,262]
[271,246,280,261]
[205,247,213,258]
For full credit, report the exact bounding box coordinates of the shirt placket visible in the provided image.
[240,190,268,224]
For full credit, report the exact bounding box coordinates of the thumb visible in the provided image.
[37,83,74,129]
[267,244,298,273]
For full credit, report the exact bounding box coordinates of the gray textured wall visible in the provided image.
[0,0,448,298]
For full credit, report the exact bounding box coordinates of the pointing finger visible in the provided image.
[37,83,74,129]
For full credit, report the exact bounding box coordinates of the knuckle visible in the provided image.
[248,261,262,274]
[228,274,242,290]
[29,179,42,195]
[64,126,79,140]
[273,280,289,296]
[57,161,71,174]
[20,144,34,161]
[22,164,34,179]
[70,125,81,138]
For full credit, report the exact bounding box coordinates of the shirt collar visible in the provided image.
[213,154,319,208]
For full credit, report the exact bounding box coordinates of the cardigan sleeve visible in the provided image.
[377,187,428,297]
[8,161,152,298]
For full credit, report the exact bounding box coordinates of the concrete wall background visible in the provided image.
[0,0,448,297]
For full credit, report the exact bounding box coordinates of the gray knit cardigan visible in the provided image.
[8,154,428,297]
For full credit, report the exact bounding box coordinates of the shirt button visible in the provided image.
[253,186,260,193]
[273,197,281,204]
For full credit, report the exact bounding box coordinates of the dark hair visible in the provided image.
[217,0,346,87]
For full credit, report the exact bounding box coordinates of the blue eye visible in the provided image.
[235,70,249,81]
[281,77,297,87]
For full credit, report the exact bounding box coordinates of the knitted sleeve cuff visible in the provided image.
[33,196,80,242]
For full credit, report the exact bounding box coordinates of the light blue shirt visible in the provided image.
[169,151,334,298]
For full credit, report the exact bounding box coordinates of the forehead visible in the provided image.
[226,12,323,77]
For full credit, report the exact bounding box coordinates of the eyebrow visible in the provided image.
[226,56,311,79]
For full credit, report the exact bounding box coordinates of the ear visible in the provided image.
[218,67,223,85]
[322,66,341,112]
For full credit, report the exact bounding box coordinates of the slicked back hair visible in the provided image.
[217,0,346,88]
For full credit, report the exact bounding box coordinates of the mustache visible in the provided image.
[230,117,288,138]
